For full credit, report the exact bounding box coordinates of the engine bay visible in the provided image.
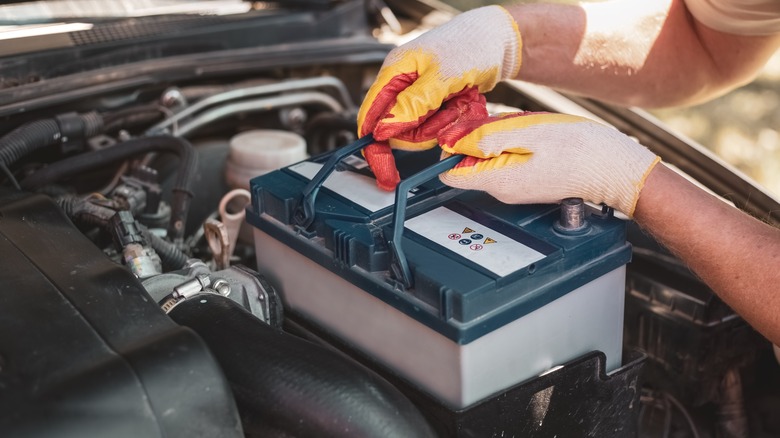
[1,1,779,436]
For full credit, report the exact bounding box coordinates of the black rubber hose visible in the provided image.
[0,112,103,169]
[21,136,196,242]
[168,294,437,438]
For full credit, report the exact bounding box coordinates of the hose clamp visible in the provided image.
[160,274,229,314]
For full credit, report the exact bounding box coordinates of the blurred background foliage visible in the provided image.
[438,0,780,198]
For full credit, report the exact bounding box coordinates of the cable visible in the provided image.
[140,225,189,271]
[57,195,189,272]
[0,162,20,190]
[98,161,129,196]
[665,392,702,438]
[662,396,672,438]
[21,136,197,242]
[640,388,702,438]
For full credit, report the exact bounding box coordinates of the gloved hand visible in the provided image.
[357,5,522,190]
[438,112,662,217]
[363,87,488,190]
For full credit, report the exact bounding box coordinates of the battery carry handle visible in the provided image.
[293,134,375,229]
[389,154,464,289]
[292,134,464,288]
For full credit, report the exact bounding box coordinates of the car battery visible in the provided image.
[247,138,632,409]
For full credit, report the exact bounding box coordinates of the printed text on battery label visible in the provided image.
[405,207,545,276]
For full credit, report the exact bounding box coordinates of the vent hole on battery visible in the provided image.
[528,264,536,274]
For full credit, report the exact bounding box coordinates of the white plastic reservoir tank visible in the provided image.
[225,129,307,190]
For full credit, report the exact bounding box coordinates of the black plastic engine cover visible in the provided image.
[0,191,242,437]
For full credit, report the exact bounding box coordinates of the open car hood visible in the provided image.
[1,0,779,436]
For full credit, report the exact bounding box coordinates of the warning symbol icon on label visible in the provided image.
[462,227,475,234]
[484,237,497,245]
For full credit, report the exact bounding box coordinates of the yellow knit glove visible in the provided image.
[357,6,522,189]
[439,112,661,217]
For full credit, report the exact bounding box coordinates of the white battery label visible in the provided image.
[288,161,410,212]
[405,206,545,277]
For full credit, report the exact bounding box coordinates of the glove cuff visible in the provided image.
[564,120,660,217]
[494,6,523,80]
[603,148,661,218]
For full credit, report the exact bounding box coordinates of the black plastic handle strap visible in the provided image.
[389,153,465,289]
[294,134,375,229]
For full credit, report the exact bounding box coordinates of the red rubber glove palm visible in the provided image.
[438,112,661,217]
[362,87,488,190]
[358,6,522,190]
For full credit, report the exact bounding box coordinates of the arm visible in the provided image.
[634,164,780,345]
[508,0,780,108]
[356,0,779,189]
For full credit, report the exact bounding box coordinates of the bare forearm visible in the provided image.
[634,164,780,344]
[506,0,780,108]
